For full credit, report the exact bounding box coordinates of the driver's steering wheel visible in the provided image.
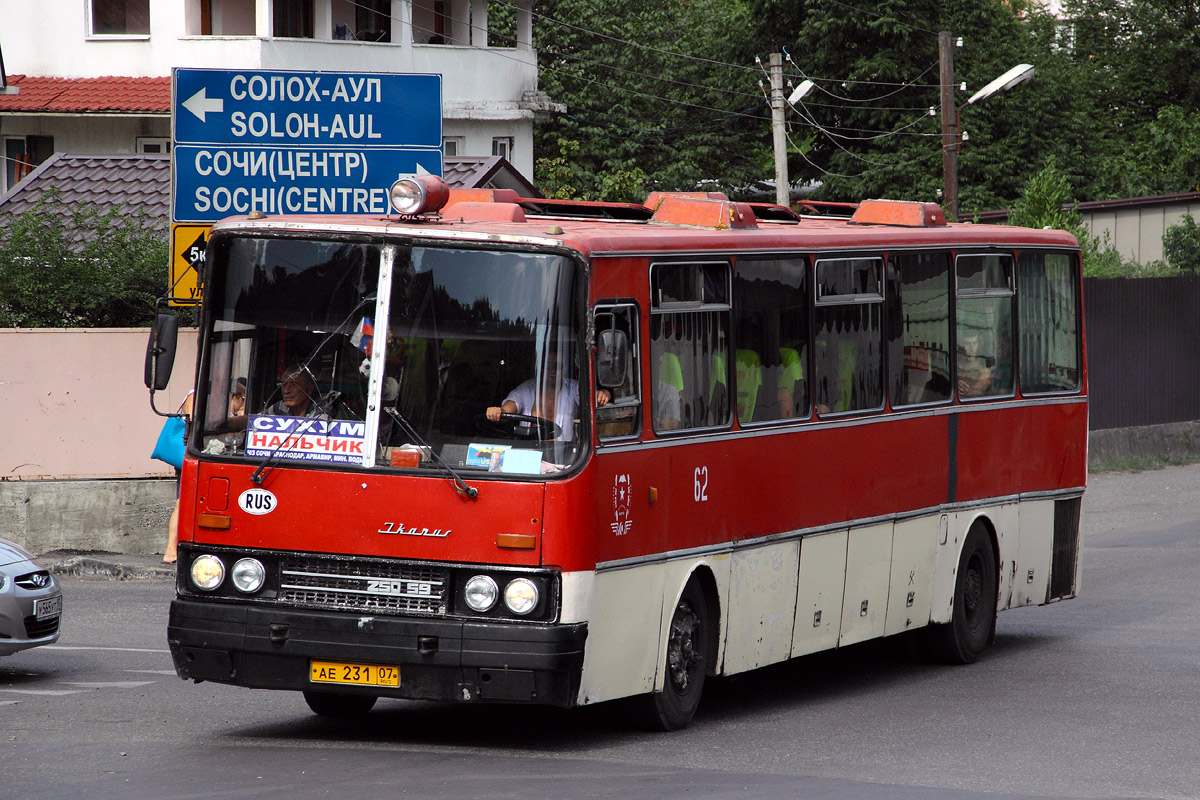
[481,412,562,441]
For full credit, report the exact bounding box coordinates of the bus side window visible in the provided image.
[814,257,884,415]
[733,256,809,423]
[889,251,952,407]
[595,304,641,440]
[1017,251,1080,394]
[649,262,731,433]
[956,253,1015,400]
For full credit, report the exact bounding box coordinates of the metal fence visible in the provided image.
[1085,275,1200,430]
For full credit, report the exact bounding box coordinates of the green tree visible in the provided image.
[530,0,1200,219]
[534,0,766,197]
[1064,1,1200,199]
[0,191,168,327]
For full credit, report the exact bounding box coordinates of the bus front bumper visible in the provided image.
[168,598,587,708]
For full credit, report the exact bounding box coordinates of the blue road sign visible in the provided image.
[172,68,442,223]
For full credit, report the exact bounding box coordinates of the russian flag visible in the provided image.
[351,316,374,355]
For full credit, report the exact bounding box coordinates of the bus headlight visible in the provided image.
[230,558,266,593]
[389,175,450,216]
[504,578,539,616]
[464,575,498,612]
[190,555,225,591]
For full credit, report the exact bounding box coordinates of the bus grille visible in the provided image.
[1049,497,1082,601]
[279,556,449,617]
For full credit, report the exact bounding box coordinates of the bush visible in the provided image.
[1162,214,1200,273]
[535,138,647,203]
[1007,158,1164,278]
[0,190,167,327]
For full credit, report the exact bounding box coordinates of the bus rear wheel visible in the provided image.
[924,524,997,664]
[642,580,710,731]
[303,690,378,718]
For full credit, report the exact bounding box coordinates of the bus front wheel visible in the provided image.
[303,690,378,718]
[924,523,997,664]
[642,580,710,731]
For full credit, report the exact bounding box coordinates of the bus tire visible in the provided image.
[303,690,378,718]
[642,580,710,731]
[924,523,997,664]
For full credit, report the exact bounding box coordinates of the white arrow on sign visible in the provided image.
[392,164,434,182]
[182,88,224,122]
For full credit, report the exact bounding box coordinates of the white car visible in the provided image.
[0,540,63,656]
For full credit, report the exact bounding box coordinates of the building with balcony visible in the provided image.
[0,0,554,194]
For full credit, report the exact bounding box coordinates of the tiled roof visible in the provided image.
[444,155,539,197]
[0,153,170,243]
[0,153,533,245]
[0,75,170,113]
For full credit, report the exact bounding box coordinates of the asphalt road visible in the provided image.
[2,465,1200,800]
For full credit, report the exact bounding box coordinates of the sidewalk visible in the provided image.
[39,549,176,581]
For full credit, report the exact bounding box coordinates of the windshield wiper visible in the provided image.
[249,362,350,484]
[384,406,478,498]
[249,413,325,485]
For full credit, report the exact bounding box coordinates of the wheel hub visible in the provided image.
[667,601,702,693]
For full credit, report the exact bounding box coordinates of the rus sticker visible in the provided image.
[238,488,277,515]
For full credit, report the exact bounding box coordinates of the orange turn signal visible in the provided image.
[496,533,536,550]
[196,513,232,530]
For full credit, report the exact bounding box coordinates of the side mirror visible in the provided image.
[595,329,629,389]
[145,313,179,391]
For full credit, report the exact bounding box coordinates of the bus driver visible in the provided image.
[486,352,611,442]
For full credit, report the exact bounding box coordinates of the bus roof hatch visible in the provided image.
[850,199,947,227]
[648,195,758,230]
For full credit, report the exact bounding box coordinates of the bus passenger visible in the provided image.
[229,378,247,417]
[655,379,682,430]
[485,352,611,441]
[655,353,684,431]
[777,347,805,417]
[957,334,993,397]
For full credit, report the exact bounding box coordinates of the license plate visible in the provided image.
[34,594,62,621]
[310,660,399,687]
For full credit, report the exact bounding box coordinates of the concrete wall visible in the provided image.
[0,478,176,555]
[0,328,198,480]
[0,328,198,555]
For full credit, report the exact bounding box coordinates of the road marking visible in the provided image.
[125,669,178,676]
[63,681,156,689]
[0,700,21,705]
[0,689,85,696]
[48,645,170,654]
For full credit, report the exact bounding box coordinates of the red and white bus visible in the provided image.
[148,179,1085,729]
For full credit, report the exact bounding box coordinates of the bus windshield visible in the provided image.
[196,235,585,476]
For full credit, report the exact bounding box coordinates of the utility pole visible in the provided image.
[939,31,959,220]
[770,52,789,207]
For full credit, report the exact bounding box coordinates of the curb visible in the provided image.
[47,555,175,581]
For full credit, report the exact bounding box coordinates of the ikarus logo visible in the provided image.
[238,488,277,515]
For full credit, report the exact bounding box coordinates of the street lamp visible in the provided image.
[940,30,1034,219]
[788,79,814,106]
[966,64,1034,106]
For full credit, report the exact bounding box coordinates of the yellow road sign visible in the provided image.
[170,223,210,306]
